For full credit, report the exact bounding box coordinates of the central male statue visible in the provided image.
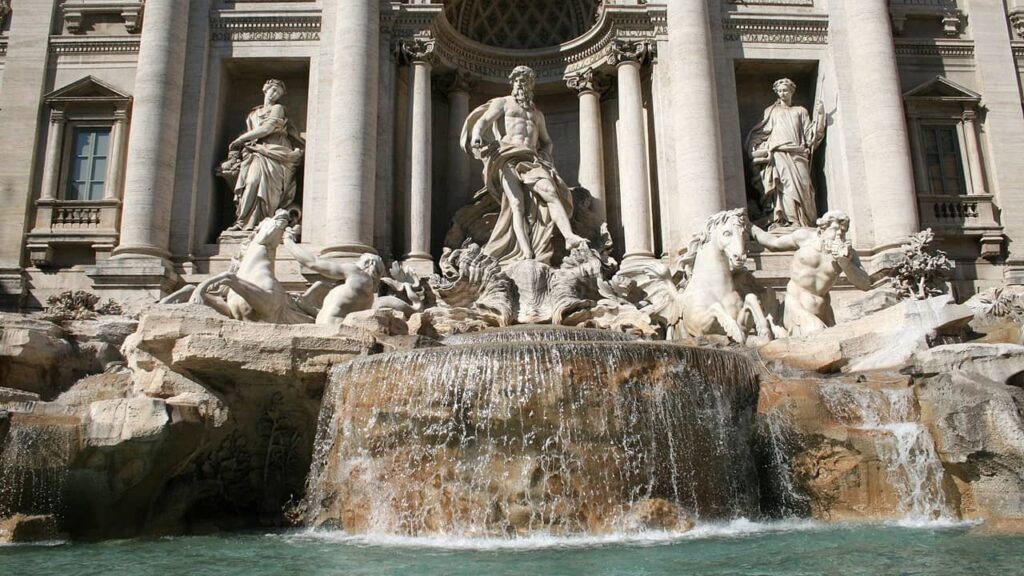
[461,65,586,265]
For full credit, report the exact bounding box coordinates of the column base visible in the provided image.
[621,251,658,266]
[320,243,378,260]
[402,254,435,277]
[0,268,27,311]
[85,255,181,310]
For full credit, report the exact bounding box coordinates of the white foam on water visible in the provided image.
[283,518,825,551]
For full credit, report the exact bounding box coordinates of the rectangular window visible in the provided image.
[65,127,110,200]
[921,125,966,196]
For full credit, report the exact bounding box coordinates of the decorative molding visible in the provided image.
[399,31,438,66]
[49,36,141,54]
[412,4,666,85]
[894,39,974,59]
[727,0,814,5]
[565,66,612,95]
[722,16,828,44]
[209,12,321,42]
[605,38,650,66]
[61,1,145,35]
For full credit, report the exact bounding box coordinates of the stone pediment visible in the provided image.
[43,75,131,105]
[903,76,981,104]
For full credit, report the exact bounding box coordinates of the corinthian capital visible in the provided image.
[606,39,651,67]
[565,67,611,96]
[399,32,438,66]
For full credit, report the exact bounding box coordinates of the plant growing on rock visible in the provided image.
[42,290,124,321]
[889,229,953,300]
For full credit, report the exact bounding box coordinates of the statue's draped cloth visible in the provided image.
[234,107,304,230]
[746,103,823,228]
[461,102,573,266]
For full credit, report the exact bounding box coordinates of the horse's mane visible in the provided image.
[679,208,748,266]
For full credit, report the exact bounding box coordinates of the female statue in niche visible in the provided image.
[218,78,304,232]
[746,78,826,229]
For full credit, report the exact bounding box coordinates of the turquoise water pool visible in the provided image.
[2,521,1021,575]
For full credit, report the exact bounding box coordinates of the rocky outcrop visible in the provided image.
[758,295,973,373]
[0,514,64,543]
[914,369,1024,527]
[0,313,137,400]
[0,304,381,539]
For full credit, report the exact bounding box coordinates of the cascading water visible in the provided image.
[304,326,763,537]
[0,410,77,518]
[818,382,948,521]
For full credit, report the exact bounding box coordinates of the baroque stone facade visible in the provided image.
[1,0,1023,310]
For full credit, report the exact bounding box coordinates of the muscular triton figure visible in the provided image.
[462,65,586,265]
[751,210,871,336]
[284,228,384,326]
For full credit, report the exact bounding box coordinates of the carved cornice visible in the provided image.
[722,16,828,45]
[209,12,321,42]
[894,39,974,59]
[565,66,612,95]
[416,5,666,85]
[49,36,140,54]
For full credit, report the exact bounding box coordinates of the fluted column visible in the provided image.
[567,67,610,221]
[443,71,473,219]
[402,35,436,275]
[666,0,725,253]
[843,0,919,246]
[113,0,190,259]
[323,0,380,258]
[39,110,66,201]
[610,41,655,262]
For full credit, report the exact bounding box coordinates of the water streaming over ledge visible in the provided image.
[819,381,949,521]
[305,326,763,537]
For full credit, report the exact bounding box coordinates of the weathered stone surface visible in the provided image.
[0,514,64,543]
[127,304,375,392]
[85,397,170,447]
[621,498,695,532]
[908,343,1024,386]
[756,374,912,521]
[759,295,973,373]
[0,313,73,398]
[833,287,902,324]
[916,371,1024,526]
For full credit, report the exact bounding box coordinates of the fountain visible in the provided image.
[304,326,763,536]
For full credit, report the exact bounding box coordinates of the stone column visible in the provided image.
[401,36,437,275]
[843,0,919,247]
[961,110,987,196]
[666,0,726,254]
[322,0,380,258]
[567,67,609,221]
[104,110,129,201]
[113,0,191,260]
[443,71,473,219]
[39,110,66,201]
[610,40,655,262]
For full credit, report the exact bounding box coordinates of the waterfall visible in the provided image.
[0,411,77,518]
[819,382,948,521]
[305,327,763,537]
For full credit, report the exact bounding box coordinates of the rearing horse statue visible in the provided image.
[679,208,774,344]
[176,209,312,324]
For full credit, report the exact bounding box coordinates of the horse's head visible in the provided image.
[253,209,296,247]
[687,208,749,271]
